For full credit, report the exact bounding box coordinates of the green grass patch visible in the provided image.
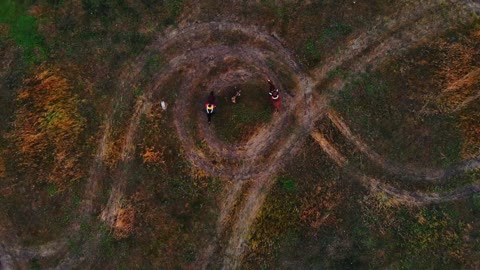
[0,0,17,23]
[244,139,358,268]
[259,0,291,33]
[162,0,184,26]
[0,0,46,65]
[277,176,296,192]
[358,197,469,268]
[46,184,57,197]
[98,223,117,258]
[327,67,349,80]
[213,80,272,143]
[246,184,300,262]
[301,22,353,68]
[333,71,462,168]
[29,258,42,270]
[303,39,322,68]
[143,54,166,79]
[67,238,82,255]
[319,22,353,43]
[472,193,480,211]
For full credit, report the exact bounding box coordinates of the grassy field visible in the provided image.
[1,0,479,269]
[245,138,480,269]
[213,80,272,143]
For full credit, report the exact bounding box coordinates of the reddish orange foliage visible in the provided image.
[300,181,341,229]
[113,204,135,239]
[430,28,480,158]
[436,36,479,112]
[9,67,86,189]
[142,146,164,165]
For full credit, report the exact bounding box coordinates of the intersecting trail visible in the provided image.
[100,97,152,227]
[313,132,480,206]
[326,110,480,182]
[2,1,480,269]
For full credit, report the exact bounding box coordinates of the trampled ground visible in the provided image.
[1,0,480,269]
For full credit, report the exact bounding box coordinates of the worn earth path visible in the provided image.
[215,1,480,269]
[2,0,480,269]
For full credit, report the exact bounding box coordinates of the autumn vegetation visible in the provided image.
[7,67,86,189]
[1,0,480,269]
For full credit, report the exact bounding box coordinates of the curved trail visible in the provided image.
[312,130,480,206]
[0,113,113,268]
[176,1,478,266]
[327,110,480,182]
[0,32,157,268]
[139,23,314,268]
[310,0,471,83]
[311,131,348,167]
[100,96,152,227]
[2,1,480,269]
[215,1,480,268]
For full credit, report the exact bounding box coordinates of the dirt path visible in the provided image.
[148,23,312,268]
[141,28,309,182]
[327,110,480,181]
[0,212,68,268]
[215,1,479,267]
[100,96,151,227]
[313,131,480,205]
[2,1,480,269]
[432,67,480,113]
[138,2,479,268]
[0,113,113,268]
[328,110,445,181]
[0,46,17,90]
[311,131,348,167]
[0,34,156,269]
[80,117,112,214]
[310,0,463,81]
[453,91,480,112]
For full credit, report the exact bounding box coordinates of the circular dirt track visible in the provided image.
[130,5,480,268]
[137,22,314,182]
[2,1,480,268]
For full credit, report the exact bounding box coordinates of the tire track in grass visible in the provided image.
[2,1,479,268]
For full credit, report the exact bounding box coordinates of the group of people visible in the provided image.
[204,79,281,123]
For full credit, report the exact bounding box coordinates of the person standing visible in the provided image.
[268,79,281,112]
[205,91,216,123]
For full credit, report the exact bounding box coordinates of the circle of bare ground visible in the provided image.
[171,56,297,178]
[185,60,274,150]
[136,23,311,181]
[200,77,272,144]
